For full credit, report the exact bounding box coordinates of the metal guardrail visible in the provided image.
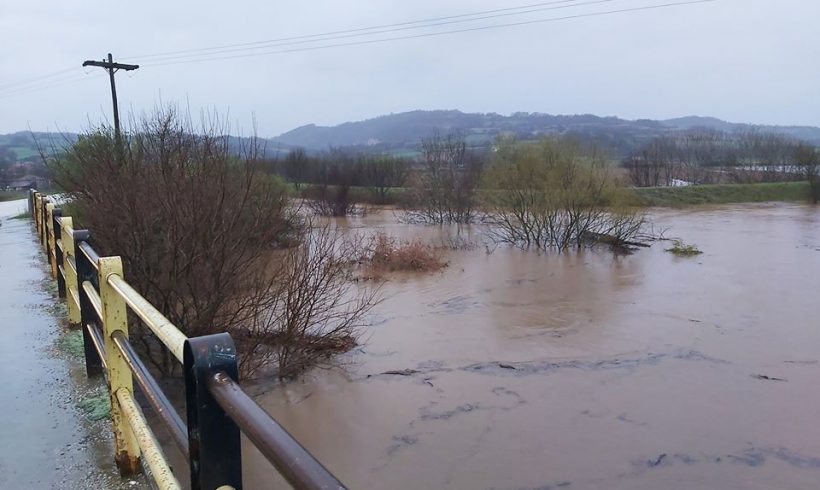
[28,189,347,490]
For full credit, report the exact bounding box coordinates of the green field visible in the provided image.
[287,181,814,208]
[633,181,811,207]
[0,190,30,202]
[7,146,39,159]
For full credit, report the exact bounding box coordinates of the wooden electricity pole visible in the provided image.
[82,53,139,138]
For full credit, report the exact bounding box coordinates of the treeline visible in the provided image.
[624,130,817,186]
[261,149,411,206]
[264,129,820,218]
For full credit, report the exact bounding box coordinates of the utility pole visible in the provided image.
[82,53,139,138]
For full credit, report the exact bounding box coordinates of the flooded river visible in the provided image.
[241,203,820,489]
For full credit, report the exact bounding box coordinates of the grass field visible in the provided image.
[0,187,59,202]
[0,190,30,202]
[7,146,39,159]
[633,182,811,207]
[288,181,814,208]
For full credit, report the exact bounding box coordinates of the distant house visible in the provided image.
[5,175,48,190]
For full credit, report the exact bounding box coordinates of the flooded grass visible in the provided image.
[665,240,703,257]
[363,232,448,279]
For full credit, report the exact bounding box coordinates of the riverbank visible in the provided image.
[633,181,811,207]
[287,181,814,209]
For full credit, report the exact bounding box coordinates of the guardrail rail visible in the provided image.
[28,189,347,490]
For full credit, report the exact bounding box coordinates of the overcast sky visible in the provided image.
[1,0,818,136]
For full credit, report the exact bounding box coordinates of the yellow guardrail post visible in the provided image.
[60,217,82,328]
[99,256,142,476]
[46,202,58,278]
[34,193,42,239]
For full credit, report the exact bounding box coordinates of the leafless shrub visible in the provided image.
[433,234,480,251]
[403,133,483,224]
[236,225,379,379]
[49,108,378,379]
[303,184,365,217]
[795,143,820,204]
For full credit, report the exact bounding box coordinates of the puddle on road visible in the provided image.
[240,203,820,490]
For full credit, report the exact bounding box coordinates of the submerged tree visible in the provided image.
[405,133,483,224]
[483,136,646,252]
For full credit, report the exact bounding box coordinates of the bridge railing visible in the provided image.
[29,189,346,490]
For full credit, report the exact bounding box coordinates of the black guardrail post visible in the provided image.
[75,230,103,377]
[184,333,243,490]
[53,208,66,298]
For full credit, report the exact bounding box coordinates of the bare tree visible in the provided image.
[361,155,409,204]
[795,143,820,204]
[627,130,804,186]
[405,133,483,223]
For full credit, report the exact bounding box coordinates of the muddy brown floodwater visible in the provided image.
[234,203,820,490]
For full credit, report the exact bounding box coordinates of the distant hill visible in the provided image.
[660,116,820,144]
[4,111,820,161]
[0,131,78,161]
[271,110,820,157]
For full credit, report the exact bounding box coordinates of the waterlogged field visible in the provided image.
[238,203,820,490]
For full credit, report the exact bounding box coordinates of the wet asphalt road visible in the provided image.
[0,200,147,489]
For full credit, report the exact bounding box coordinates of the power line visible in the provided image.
[128,0,622,64]
[0,72,103,99]
[125,0,597,62]
[0,66,81,92]
[2,1,589,95]
[142,0,716,68]
[0,0,715,100]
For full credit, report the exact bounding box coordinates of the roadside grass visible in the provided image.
[59,329,85,358]
[634,181,811,207]
[78,389,111,421]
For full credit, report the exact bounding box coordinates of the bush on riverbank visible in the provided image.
[49,109,378,379]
